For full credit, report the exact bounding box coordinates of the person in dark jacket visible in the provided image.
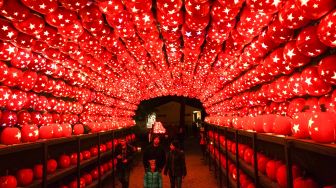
[115,138,134,188]
[143,135,166,173]
[164,140,187,188]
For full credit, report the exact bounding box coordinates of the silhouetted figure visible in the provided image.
[177,127,185,151]
[164,140,187,188]
[115,138,134,188]
[143,135,166,173]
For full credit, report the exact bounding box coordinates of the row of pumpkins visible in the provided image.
[206,111,336,144]
[0,135,134,187]
[0,122,135,145]
[207,131,329,188]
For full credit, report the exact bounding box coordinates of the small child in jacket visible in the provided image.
[144,160,162,188]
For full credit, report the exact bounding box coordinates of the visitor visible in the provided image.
[164,140,187,188]
[144,160,163,188]
[143,135,166,173]
[115,138,134,188]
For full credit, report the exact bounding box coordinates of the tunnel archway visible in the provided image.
[133,96,206,138]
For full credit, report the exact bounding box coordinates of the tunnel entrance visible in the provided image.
[134,96,206,144]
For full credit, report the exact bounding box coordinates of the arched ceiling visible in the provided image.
[0,0,335,127]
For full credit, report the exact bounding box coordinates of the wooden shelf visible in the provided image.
[86,170,113,188]
[289,138,336,157]
[210,153,237,188]
[47,165,77,184]
[237,158,255,179]
[258,173,280,188]
[237,130,255,138]
[256,133,286,145]
[44,137,77,146]
[18,180,42,188]
[0,142,43,155]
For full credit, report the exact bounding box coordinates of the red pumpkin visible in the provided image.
[273,115,292,135]
[90,168,99,180]
[100,144,107,153]
[70,152,83,165]
[0,175,17,188]
[308,112,336,143]
[33,164,43,179]
[266,160,283,181]
[61,123,72,137]
[294,177,319,188]
[47,159,57,174]
[291,112,311,139]
[82,173,93,185]
[16,168,34,186]
[58,154,71,169]
[39,125,53,139]
[276,165,302,187]
[243,148,253,164]
[253,154,269,174]
[90,146,98,156]
[21,124,39,142]
[82,150,91,160]
[0,127,21,145]
[106,141,113,150]
[73,124,84,135]
[68,178,85,188]
[52,124,63,138]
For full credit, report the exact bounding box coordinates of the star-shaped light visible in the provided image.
[300,0,309,6]
[143,15,150,23]
[40,3,46,9]
[7,31,14,38]
[272,0,281,7]
[305,77,312,85]
[286,49,296,59]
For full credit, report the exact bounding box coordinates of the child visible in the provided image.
[144,160,162,188]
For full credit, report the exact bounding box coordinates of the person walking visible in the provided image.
[115,138,134,188]
[164,140,187,188]
[144,160,163,188]
[143,135,166,173]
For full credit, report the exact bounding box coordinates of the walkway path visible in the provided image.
[115,137,219,188]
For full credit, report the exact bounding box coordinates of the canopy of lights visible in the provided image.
[0,0,335,134]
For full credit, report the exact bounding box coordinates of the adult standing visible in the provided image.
[115,138,134,188]
[143,135,166,173]
[176,127,185,151]
[164,140,187,188]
